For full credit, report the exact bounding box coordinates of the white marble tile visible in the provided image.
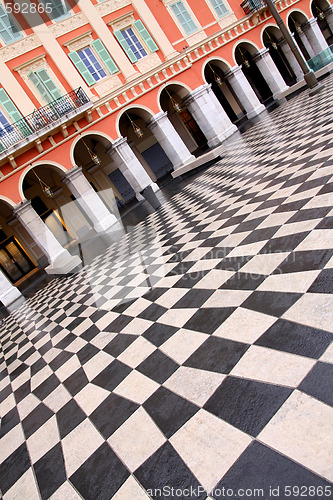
[114,370,159,404]
[258,391,333,482]
[193,269,234,289]
[170,409,252,491]
[157,308,197,328]
[295,229,333,251]
[108,407,166,472]
[160,329,208,364]
[0,424,25,463]
[257,270,320,293]
[283,293,333,333]
[201,289,252,308]
[75,384,109,415]
[82,351,114,381]
[4,468,40,500]
[112,475,151,499]
[27,415,60,464]
[240,252,289,275]
[117,337,156,368]
[213,308,277,343]
[44,384,72,412]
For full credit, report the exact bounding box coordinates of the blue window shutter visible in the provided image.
[91,39,119,74]
[68,51,96,86]
[114,30,137,63]
[133,20,158,53]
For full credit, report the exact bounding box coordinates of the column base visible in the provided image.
[93,213,119,233]
[273,87,290,101]
[0,286,22,307]
[247,103,266,120]
[207,124,237,148]
[45,253,81,275]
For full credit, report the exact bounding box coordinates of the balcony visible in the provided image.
[241,0,266,15]
[0,88,92,157]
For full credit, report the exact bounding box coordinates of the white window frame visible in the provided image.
[120,25,148,60]
[76,46,108,83]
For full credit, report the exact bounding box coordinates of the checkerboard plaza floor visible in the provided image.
[1,76,333,500]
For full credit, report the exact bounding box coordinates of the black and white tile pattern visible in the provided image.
[1,76,333,499]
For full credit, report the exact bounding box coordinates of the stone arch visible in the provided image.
[70,130,114,167]
[19,162,67,201]
[310,0,333,44]
[287,10,313,60]
[262,24,298,86]
[0,195,16,209]
[116,105,155,137]
[158,82,208,156]
[203,57,246,125]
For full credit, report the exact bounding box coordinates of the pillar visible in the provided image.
[13,201,81,274]
[182,84,237,148]
[279,37,304,82]
[0,270,22,307]
[324,5,333,32]
[304,17,329,54]
[225,65,266,119]
[62,166,118,232]
[298,30,316,58]
[107,137,158,194]
[253,48,289,100]
[147,111,195,170]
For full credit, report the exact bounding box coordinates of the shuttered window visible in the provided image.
[39,0,70,21]
[28,69,62,103]
[68,40,118,86]
[0,88,31,142]
[209,0,228,18]
[170,1,197,35]
[0,4,22,44]
[114,21,158,63]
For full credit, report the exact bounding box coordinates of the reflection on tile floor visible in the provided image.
[1,75,333,500]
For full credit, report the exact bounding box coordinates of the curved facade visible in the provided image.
[0,0,332,303]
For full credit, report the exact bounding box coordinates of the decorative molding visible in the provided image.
[0,35,42,62]
[63,31,93,52]
[94,75,123,96]
[48,12,89,37]
[14,54,46,78]
[186,31,207,46]
[108,12,135,30]
[135,53,162,73]
[96,0,131,16]
[218,12,237,30]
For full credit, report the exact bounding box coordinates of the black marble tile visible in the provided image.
[77,343,99,365]
[22,403,54,439]
[54,333,77,350]
[255,319,332,358]
[56,399,86,439]
[32,374,60,400]
[184,337,249,374]
[172,289,214,309]
[134,442,206,500]
[201,247,233,260]
[143,324,178,347]
[232,216,267,234]
[260,232,310,254]
[204,377,292,436]
[14,380,31,404]
[212,441,332,499]
[91,359,132,392]
[143,387,198,438]
[112,298,138,314]
[287,206,331,224]
[0,443,31,494]
[63,368,89,396]
[239,226,280,246]
[34,442,66,500]
[272,249,333,274]
[81,325,101,342]
[274,199,310,212]
[49,350,74,371]
[173,272,210,288]
[315,216,333,230]
[66,317,86,331]
[298,361,333,406]
[241,291,302,317]
[70,443,130,500]
[89,393,139,439]
[183,307,236,334]
[0,406,20,439]
[307,269,333,294]
[215,256,253,271]
[137,350,178,384]
[104,334,137,357]
[104,315,133,333]
[138,303,169,321]
[220,272,267,290]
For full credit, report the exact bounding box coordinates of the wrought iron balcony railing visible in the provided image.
[241,0,266,15]
[0,87,91,154]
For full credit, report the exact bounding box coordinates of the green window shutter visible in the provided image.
[210,0,228,17]
[114,30,137,63]
[28,70,50,103]
[68,51,96,86]
[0,88,31,137]
[170,1,197,35]
[133,20,158,53]
[0,4,22,44]
[92,39,118,74]
[36,69,62,101]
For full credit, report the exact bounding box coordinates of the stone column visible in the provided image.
[279,37,304,82]
[225,65,266,119]
[13,201,81,274]
[304,17,329,54]
[182,84,237,148]
[324,5,333,32]
[0,270,22,307]
[107,137,158,194]
[297,30,316,58]
[147,111,195,170]
[253,48,289,99]
[62,165,118,232]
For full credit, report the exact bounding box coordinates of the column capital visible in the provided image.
[253,47,269,62]
[62,165,83,184]
[106,136,127,155]
[225,65,243,79]
[146,111,168,127]
[304,17,318,30]
[183,83,212,105]
[13,199,32,217]
[324,4,333,15]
